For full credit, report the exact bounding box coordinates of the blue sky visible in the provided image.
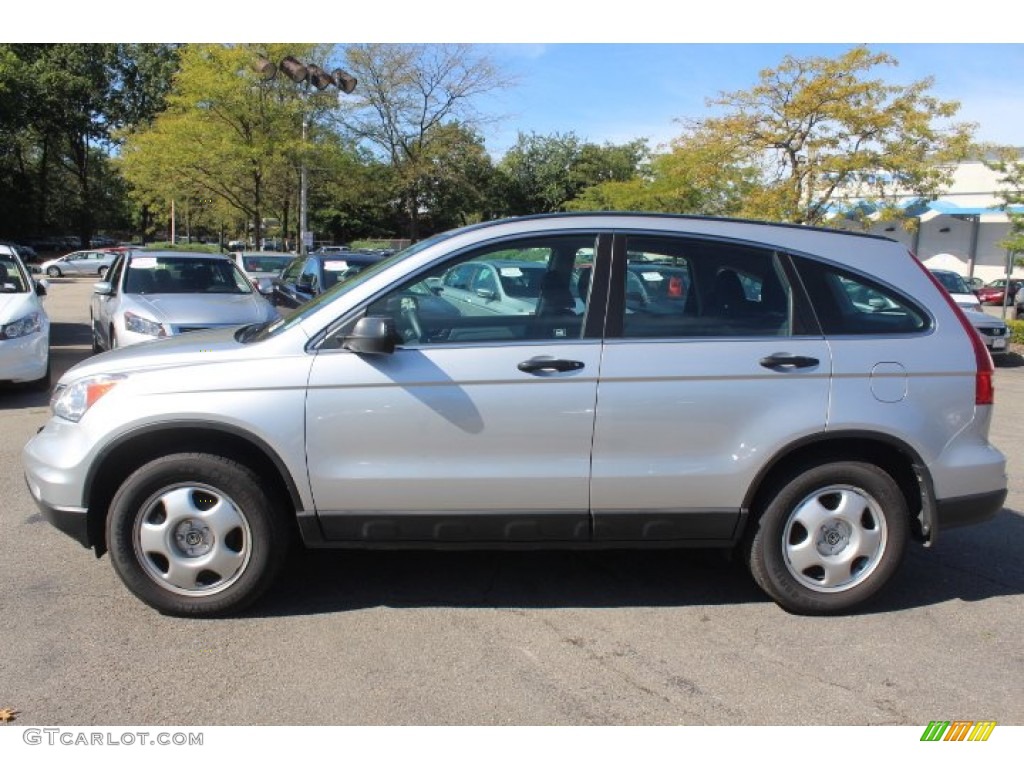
[472,43,1024,157]
[23,3,1024,158]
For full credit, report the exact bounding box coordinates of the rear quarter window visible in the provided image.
[794,256,930,335]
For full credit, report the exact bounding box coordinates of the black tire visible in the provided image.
[746,461,908,615]
[46,266,62,278]
[98,265,108,278]
[106,453,290,617]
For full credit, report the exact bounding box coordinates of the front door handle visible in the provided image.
[518,357,585,374]
[759,352,820,370]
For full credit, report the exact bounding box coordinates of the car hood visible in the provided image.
[57,325,252,385]
[0,291,40,324]
[961,309,1005,329]
[126,293,272,326]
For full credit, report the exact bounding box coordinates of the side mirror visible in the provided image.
[425,276,444,295]
[342,316,396,355]
[34,279,48,297]
[93,281,113,296]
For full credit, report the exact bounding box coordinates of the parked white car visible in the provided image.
[0,246,50,389]
[929,269,982,311]
[90,251,279,351]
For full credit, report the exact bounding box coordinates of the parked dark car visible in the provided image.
[271,251,389,310]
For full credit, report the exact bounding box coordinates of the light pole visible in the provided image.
[254,55,356,256]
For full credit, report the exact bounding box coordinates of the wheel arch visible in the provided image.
[740,431,936,545]
[84,422,305,557]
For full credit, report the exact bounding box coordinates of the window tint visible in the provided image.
[794,257,929,335]
[620,236,792,338]
[363,235,596,345]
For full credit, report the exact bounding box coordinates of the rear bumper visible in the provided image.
[934,488,1007,531]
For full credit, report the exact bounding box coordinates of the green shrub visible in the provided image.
[1009,319,1024,345]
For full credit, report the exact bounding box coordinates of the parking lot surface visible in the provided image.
[1,278,1022,725]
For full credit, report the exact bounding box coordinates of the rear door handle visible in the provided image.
[759,353,819,370]
[518,357,585,374]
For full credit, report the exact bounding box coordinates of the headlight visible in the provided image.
[51,374,126,422]
[1,311,43,339]
[124,311,167,337]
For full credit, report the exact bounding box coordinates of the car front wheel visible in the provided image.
[746,461,908,615]
[46,266,62,278]
[106,453,289,617]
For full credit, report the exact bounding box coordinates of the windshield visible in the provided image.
[932,270,970,294]
[126,256,253,295]
[244,233,455,343]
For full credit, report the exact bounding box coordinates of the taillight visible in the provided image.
[912,252,994,405]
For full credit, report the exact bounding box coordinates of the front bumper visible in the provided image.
[0,331,49,383]
[23,418,97,548]
[25,474,91,548]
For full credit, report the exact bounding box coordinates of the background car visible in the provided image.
[0,247,50,389]
[229,250,294,295]
[309,245,351,256]
[929,268,982,311]
[90,251,279,351]
[975,278,1024,306]
[40,249,119,278]
[439,259,585,317]
[271,251,388,310]
[962,309,1009,358]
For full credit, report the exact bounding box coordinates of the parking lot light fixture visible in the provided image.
[254,54,357,257]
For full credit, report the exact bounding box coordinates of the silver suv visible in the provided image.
[22,214,1007,617]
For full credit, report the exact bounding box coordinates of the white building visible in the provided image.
[834,157,1023,283]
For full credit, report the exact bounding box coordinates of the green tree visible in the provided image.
[338,43,512,240]
[0,43,178,243]
[498,131,648,215]
[119,43,349,246]
[664,46,975,226]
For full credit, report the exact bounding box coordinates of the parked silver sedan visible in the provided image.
[40,249,120,278]
[962,309,1009,358]
[90,251,279,351]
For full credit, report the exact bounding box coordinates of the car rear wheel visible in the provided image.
[106,453,290,617]
[746,461,908,615]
